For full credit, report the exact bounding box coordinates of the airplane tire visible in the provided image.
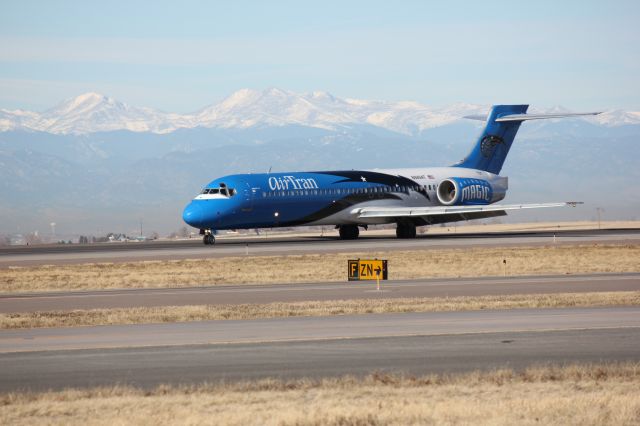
[339,225,360,240]
[396,223,416,239]
[203,234,216,245]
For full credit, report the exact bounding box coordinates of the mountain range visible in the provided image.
[1,88,639,238]
[2,88,639,136]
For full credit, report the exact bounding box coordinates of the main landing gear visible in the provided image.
[338,225,360,240]
[396,223,416,239]
[202,229,216,245]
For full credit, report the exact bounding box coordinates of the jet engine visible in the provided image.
[437,177,503,206]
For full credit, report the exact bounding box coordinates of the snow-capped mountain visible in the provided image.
[195,88,488,134]
[1,88,639,135]
[589,110,640,127]
[36,92,195,134]
[0,109,40,132]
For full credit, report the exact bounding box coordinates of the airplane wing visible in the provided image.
[351,202,582,219]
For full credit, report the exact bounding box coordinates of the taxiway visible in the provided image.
[0,307,638,391]
[1,228,639,267]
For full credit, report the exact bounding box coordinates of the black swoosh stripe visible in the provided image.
[314,170,431,201]
[279,192,402,227]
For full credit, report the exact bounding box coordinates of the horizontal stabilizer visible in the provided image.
[352,202,582,219]
[462,114,489,121]
[463,111,601,122]
[495,112,601,122]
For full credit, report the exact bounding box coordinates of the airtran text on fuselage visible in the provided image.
[268,175,319,191]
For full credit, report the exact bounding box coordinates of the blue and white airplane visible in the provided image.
[183,105,599,245]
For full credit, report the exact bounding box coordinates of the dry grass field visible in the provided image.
[2,291,638,329]
[1,363,639,425]
[1,244,639,293]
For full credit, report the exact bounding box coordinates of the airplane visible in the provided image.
[182,105,600,245]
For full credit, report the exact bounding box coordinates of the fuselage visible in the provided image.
[182,167,508,230]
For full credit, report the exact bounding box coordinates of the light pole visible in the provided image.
[596,207,604,230]
[50,222,56,238]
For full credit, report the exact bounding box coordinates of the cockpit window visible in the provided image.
[201,188,221,194]
[201,183,235,197]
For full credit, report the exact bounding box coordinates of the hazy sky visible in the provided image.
[1,0,639,112]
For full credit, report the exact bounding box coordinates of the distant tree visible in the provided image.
[150,231,159,240]
[179,226,189,238]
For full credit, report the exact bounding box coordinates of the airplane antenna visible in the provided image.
[268,166,272,174]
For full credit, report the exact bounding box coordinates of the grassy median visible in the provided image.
[2,291,639,329]
[1,243,639,293]
[1,363,639,425]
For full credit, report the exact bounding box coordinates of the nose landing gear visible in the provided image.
[201,229,216,245]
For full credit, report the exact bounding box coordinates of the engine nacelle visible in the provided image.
[437,177,501,206]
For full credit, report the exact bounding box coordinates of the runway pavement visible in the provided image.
[1,228,639,267]
[0,307,638,391]
[2,306,639,352]
[1,273,639,313]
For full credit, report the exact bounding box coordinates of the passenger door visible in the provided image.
[242,182,258,213]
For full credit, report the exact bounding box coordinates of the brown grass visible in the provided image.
[1,363,639,425]
[1,243,639,293]
[2,291,639,329]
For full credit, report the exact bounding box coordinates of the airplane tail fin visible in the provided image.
[454,105,600,175]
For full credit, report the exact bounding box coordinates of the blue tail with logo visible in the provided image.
[454,104,529,175]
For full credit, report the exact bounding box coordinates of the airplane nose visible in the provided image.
[182,202,204,228]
